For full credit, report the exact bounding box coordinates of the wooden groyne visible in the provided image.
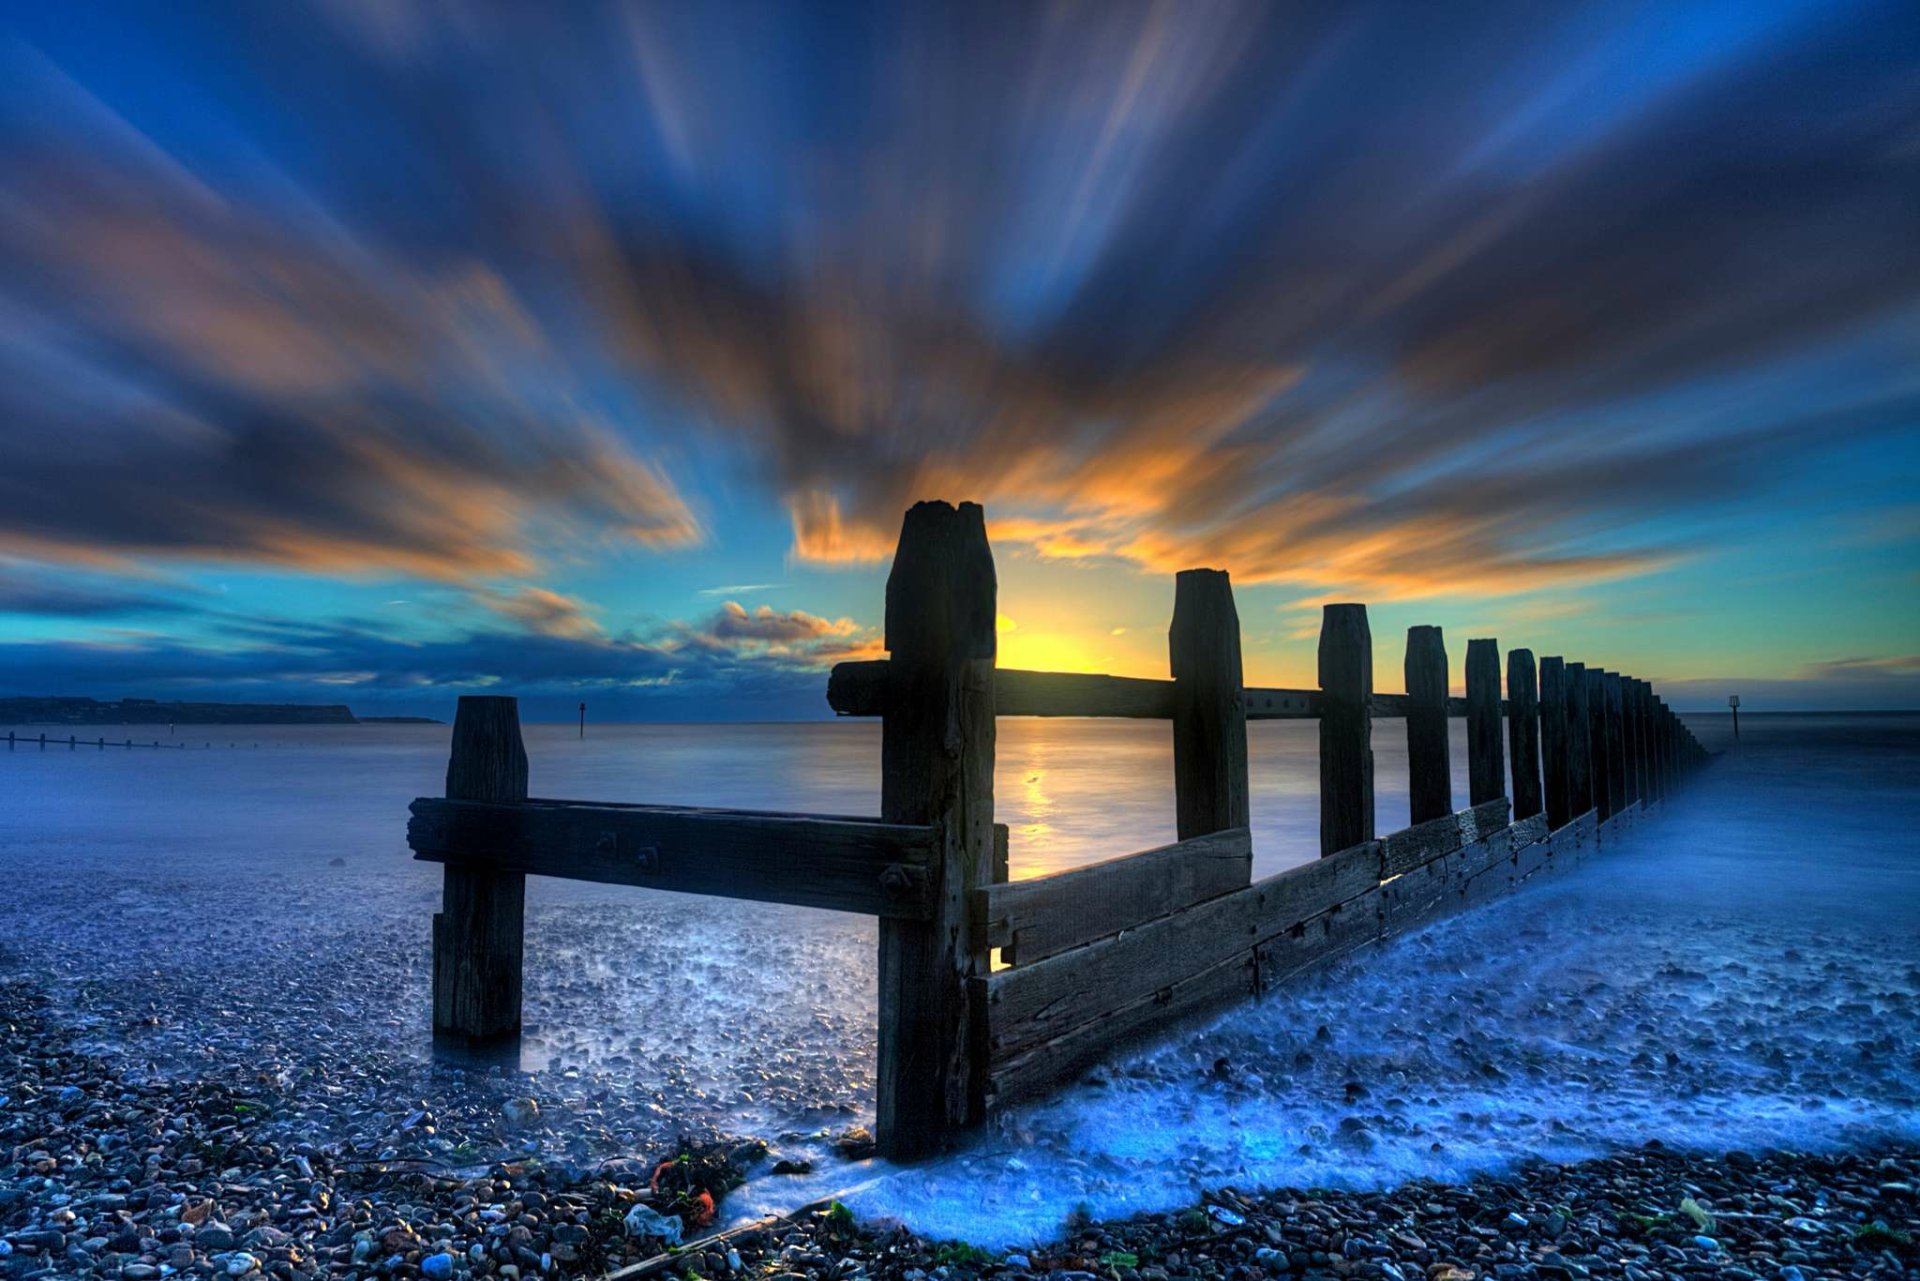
[409,499,1708,1160]
[5,732,273,750]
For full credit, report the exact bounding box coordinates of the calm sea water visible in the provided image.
[2,711,1916,1244]
[0,713,1521,883]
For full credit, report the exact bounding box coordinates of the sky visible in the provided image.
[1,0,1916,720]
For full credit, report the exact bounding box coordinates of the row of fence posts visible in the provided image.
[419,501,1711,1159]
[4,732,261,750]
[1314,605,1706,858]
[868,506,1707,1155]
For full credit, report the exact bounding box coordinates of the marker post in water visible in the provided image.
[1729,694,1740,739]
[578,702,586,739]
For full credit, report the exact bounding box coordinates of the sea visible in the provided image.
[2,711,1915,1245]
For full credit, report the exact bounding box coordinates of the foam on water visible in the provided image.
[767,715,1920,1243]
[2,713,1915,1246]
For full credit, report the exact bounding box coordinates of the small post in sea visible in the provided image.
[578,701,586,740]
[1729,693,1740,739]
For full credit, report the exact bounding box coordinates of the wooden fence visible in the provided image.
[7,731,199,750]
[410,499,1708,1161]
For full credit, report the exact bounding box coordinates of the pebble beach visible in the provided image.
[2,714,1916,1279]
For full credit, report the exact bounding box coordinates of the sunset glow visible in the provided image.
[1,1,1915,718]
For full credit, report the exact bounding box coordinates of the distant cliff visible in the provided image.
[0,696,358,726]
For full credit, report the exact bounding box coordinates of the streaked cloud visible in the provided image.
[0,1,1915,707]
[470,586,603,640]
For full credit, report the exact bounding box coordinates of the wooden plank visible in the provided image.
[1318,604,1374,856]
[832,664,1495,722]
[1466,638,1506,807]
[1507,649,1542,821]
[982,838,1384,1058]
[826,659,890,716]
[1243,686,1321,718]
[833,661,1175,718]
[432,695,529,1042]
[1405,625,1452,824]
[1001,668,1176,718]
[1508,811,1549,850]
[980,951,1257,1108]
[1169,569,1250,840]
[1252,891,1383,988]
[1538,657,1571,829]
[977,828,1252,966]
[876,500,998,1158]
[409,798,937,918]
[1379,797,1509,879]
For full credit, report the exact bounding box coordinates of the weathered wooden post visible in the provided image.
[1319,604,1374,856]
[1405,625,1451,823]
[1584,666,1611,819]
[1619,676,1641,807]
[1538,657,1570,827]
[1507,649,1542,821]
[878,500,996,1159]
[1465,638,1505,807]
[1170,570,1250,841]
[1654,687,1669,794]
[1729,694,1740,739]
[1565,662,1591,817]
[433,695,530,1041]
[1602,673,1627,817]
[1643,679,1658,802]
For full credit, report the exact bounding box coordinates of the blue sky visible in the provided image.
[1,0,1916,719]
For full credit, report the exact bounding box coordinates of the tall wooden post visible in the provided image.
[1602,673,1627,817]
[1658,697,1676,794]
[433,695,530,1040]
[877,500,996,1160]
[1465,638,1505,807]
[1564,662,1590,817]
[1584,666,1611,819]
[1319,604,1374,856]
[1170,571,1250,841]
[1643,679,1658,802]
[1507,649,1542,821]
[1405,625,1451,824]
[1634,680,1651,801]
[1619,676,1641,806]
[1661,700,1680,790]
[1538,657,1570,827]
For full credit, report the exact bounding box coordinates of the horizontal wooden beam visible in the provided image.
[1380,797,1510,879]
[829,661,1494,721]
[977,828,1252,966]
[409,797,939,919]
[980,836,1384,1060]
[985,807,1614,1107]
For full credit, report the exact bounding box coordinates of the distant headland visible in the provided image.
[0,696,439,726]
